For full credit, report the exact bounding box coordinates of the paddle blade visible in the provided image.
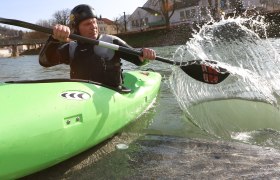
[179,60,230,84]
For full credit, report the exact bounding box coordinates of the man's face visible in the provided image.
[78,18,99,39]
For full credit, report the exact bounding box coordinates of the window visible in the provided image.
[180,11,186,20]
[140,18,145,26]
[190,9,196,18]
[99,27,105,32]
[185,10,191,18]
[200,7,208,16]
[221,0,227,10]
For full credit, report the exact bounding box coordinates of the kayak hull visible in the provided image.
[0,71,161,179]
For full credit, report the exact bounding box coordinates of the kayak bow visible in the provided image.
[0,71,161,179]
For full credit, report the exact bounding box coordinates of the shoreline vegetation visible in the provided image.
[20,11,280,55]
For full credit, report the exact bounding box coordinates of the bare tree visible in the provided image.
[160,0,176,28]
[20,9,70,41]
[146,0,176,28]
[36,19,54,28]
[113,17,121,34]
[0,25,20,38]
[52,9,70,25]
[21,19,54,40]
[114,14,129,33]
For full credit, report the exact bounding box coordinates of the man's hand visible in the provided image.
[52,24,71,42]
[139,48,156,62]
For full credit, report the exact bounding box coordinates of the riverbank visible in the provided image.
[20,24,193,56]
[20,47,42,56]
[117,11,280,47]
[117,24,193,48]
[20,11,280,55]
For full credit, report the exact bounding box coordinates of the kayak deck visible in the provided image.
[5,78,132,94]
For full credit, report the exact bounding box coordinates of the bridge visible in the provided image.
[0,38,46,57]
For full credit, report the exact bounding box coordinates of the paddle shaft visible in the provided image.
[0,17,179,65]
[0,17,231,84]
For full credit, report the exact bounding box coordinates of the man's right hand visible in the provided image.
[52,24,71,42]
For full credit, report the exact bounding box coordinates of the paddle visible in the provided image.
[0,17,230,84]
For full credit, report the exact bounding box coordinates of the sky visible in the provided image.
[0,0,147,30]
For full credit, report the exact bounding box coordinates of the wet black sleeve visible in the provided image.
[112,37,147,66]
[39,36,70,67]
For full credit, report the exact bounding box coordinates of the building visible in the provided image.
[127,0,280,32]
[128,0,208,29]
[170,0,202,25]
[128,0,206,31]
[198,0,279,17]
[97,18,118,35]
[128,0,165,32]
[260,0,280,12]
[215,0,264,14]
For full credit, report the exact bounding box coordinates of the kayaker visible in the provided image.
[39,4,156,89]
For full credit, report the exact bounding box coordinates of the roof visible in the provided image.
[174,0,199,10]
[139,7,161,15]
[98,18,115,25]
[139,0,199,14]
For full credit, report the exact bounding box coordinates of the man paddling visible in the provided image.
[39,4,156,88]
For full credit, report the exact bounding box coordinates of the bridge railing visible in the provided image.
[0,38,46,47]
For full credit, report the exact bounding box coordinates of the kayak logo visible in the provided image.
[61,91,91,100]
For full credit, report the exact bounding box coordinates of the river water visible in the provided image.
[2,17,280,179]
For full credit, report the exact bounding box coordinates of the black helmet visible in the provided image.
[70,4,97,29]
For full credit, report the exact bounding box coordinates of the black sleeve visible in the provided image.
[39,36,70,67]
[112,37,147,66]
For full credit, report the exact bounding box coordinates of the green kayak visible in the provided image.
[0,71,161,179]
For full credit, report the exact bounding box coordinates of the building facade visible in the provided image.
[128,0,165,32]
[97,18,118,35]
[127,0,280,32]
[170,0,203,25]
[260,0,280,12]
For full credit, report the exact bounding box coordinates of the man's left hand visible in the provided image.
[140,48,156,62]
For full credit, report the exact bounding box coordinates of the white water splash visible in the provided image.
[231,132,252,143]
[169,17,280,138]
